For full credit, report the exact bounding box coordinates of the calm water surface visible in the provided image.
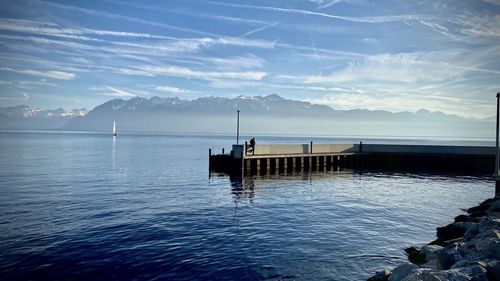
[0,131,494,280]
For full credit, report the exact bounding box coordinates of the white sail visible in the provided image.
[112,121,117,136]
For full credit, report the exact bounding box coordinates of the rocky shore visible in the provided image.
[368,195,500,281]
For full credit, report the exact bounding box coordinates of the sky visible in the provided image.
[0,0,499,118]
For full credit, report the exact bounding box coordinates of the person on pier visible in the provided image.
[248,138,256,155]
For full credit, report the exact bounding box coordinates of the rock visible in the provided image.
[476,229,500,240]
[477,218,500,234]
[452,258,484,269]
[479,197,497,208]
[408,252,427,266]
[421,269,472,281]
[455,214,474,223]
[436,223,468,241]
[457,264,488,281]
[368,197,500,281]
[475,238,500,259]
[419,245,443,269]
[388,263,419,281]
[405,247,419,255]
[439,242,464,269]
[468,199,494,217]
[429,238,446,247]
[464,223,480,241]
[486,261,500,281]
[421,245,443,254]
[401,269,425,281]
[408,250,428,265]
[367,269,391,281]
[487,198,500,215]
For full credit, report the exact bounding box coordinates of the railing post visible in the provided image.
[245,141,248,156]
[208,148,212,170]
[310,141,313,154]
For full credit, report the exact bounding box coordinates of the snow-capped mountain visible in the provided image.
[86,94,332,116]
[0,95,492,137]
[61,94,491,138]
[70,94,470,121]
[0,105,87,129]
[0,105,87,119]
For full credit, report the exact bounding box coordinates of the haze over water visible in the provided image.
[0,131,494,280]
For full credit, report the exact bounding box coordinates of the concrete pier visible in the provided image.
[209,143,496,177]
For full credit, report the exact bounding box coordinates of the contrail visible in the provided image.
[309,33,322,66]
[240,20,282,38]
[203,0,437,23]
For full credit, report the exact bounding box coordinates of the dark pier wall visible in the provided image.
[210,152,495,177]
[361,153,494,174]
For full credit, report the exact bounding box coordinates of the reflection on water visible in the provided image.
[230,175,255,204]
[228,171,357,203]
[112,136,116,169]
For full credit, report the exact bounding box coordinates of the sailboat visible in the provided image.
[112,121,117,137]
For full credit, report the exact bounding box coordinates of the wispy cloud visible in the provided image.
[307,92,493,119]
[199,54,266,70]
[155,86,192,94]
[305,54,442,84]
[21,91,30,100]
[0,67,75,80]
[451,13,500,38]
[106,0,271,26]
[0,18,173,40]
[304,51,500,85]
[208,79,262,89]
[210,15,270,25]
[100,86,137,97]
[113,68,155,77]
[121,65,267,81]
[479,0,500,6]
[17,79,58,88]
[240,20,282,38]
[308,0,358,9]
[270,46,500,118]
[70,57,90,64]
[36,0,216,37]
[0,91,31,101]
[0,18,275,57]
[204,1,436,23]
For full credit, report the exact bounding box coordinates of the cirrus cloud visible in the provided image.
[118,65,267,81]
[155,86,192,94]
[0,67,75,80]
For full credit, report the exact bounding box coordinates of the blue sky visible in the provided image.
[0,0,498,118]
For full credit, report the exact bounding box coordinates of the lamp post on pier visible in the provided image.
[495,93,500,194]
[236,110,240,145]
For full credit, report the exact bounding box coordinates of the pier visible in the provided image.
[210,93,500,194]
[209,142,495,177]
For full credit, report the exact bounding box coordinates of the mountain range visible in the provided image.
[0,105,87,130]
[0,94,493,138]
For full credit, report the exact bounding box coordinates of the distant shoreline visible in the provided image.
[0,129,495,146]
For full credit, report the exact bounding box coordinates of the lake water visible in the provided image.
[0,131,494,280]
